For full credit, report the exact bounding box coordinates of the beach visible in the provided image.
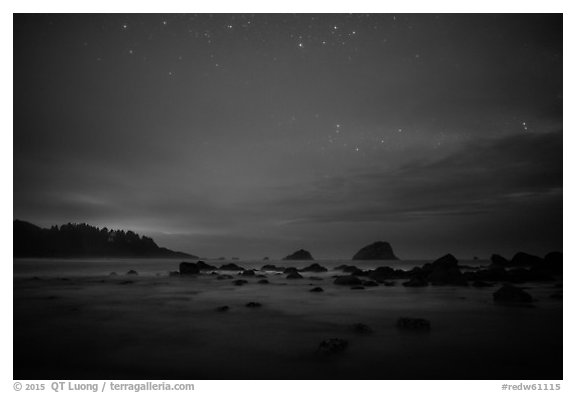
[13,258,562,380]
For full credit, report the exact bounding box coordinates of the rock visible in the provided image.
[317,338,348,355]
[233,279,248,286]
[126,270,138,276]
[219,263,245,271]
[283,249,314,260]
[333,275,363,286]
[351,286,365,290]
[179,262,199,275]
[310,286,324,292]
[352,241,398,260]
[196,260,217,270]
[241,269,256,277]
[511,252,543,267]
[472,280,493,287]
[493,284,533,303]
[490,254,509,267]
[245,302,262,308]
[544,252,562,273]
[258,279,270,284]
[352,323,373,334]
[403,277,428,287]
[396,317,431,330]
[262,264,284,271]
[431,254,459,269]
[216,306,230,312]
[286,272,303,279]
[300,263,328,272]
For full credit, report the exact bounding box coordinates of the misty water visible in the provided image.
[13,257,562,379]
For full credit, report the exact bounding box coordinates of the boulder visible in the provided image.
[490,254,509,267]
[196,260,217,270]
[510,252,543,267]
[283,249,314,260]
[333,275,363,286]
[300,263,328,272]
[179,262,199,275]
[352,323,373,334]
[317,338,348,355]
[396,317,431,331]
[493,284,533,303]
[219,263,245,271]
[352,241,398,260]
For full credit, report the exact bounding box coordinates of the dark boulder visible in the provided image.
[396,317,431,331]
[511,252,543,267]
[196,260,217,270]
[310,286,324,292]
[300,263,328,272]
[219,263,245,271]
[179,262,200,275]
[493,284,533,303]
[352,241,398,260]
[333,275,363,286]
[352,323,373,334]
[490,254,509,267]
[286,272,303,279]
[283,249,314,260]
[317,338,348,355]
[431,254,458,269]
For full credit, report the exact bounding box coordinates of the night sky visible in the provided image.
[14,14,562,259]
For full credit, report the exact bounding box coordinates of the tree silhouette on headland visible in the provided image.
[13,220,195,258]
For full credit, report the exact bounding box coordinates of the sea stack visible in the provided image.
[352,241,398,260]
[283,249,314,260]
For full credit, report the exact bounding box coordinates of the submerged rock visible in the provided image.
[396,317,431,331]
[493,284,533,303]
[353,241,398,260]
[300,263,328,272]
[402,277,428,287]
[352,323,373,334]
[283,249,314,260]
[317,338,348,355]
[333,275,363,286]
